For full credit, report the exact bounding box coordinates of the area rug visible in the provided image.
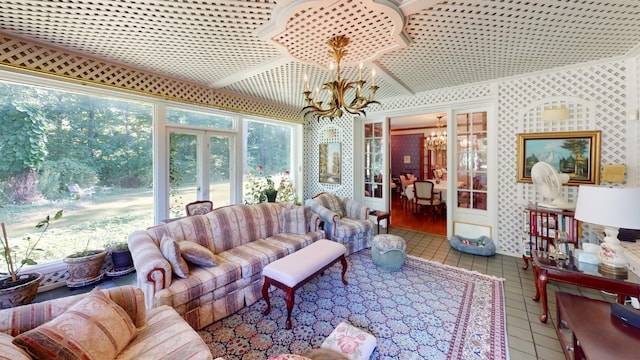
[199,251,508,360]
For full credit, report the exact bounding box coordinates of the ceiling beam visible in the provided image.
[210,55,291,89]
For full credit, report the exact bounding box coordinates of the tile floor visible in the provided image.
[35,227,620,360]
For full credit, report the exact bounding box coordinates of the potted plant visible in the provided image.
[0,209,63,309]
[104,239,134,275]
[263,175,278,202]
[63,235,108,287]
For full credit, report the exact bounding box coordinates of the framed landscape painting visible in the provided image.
[319,142,341,184]
[516,130,601,185]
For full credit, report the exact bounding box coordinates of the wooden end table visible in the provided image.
[532,249,640,323]
[555,292,640,359]
[370,210,390,234]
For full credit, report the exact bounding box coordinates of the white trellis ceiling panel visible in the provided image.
[1,0,640,115]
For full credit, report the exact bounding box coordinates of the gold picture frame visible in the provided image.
[516,130,601,185]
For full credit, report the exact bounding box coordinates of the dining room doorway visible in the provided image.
[389,112,447,235]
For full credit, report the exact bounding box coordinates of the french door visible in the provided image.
[168,129,235,218]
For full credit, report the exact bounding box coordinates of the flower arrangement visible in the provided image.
[276,170,299,204]
[244,167,298,205]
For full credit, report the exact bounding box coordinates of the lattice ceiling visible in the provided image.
[1,0,640,114]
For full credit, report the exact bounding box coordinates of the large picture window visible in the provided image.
[0,75,302,273]
[0,80,154,271]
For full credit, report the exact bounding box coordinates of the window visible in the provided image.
[0,74,301,273]
[243,119,297,204]
[0,80,153,271]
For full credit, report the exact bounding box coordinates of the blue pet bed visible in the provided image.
[449,235,496,256]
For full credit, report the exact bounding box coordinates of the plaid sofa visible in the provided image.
[306,193,374,255]
[128,202,324,330]
[0,285,212,360]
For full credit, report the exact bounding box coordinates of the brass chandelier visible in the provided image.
[303,35,380,121]
[427,116,447,150]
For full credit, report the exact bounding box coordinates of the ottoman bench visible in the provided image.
[371,234,406,271]
[261,239,348,329]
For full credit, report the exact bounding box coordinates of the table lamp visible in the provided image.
[573,185,640,275]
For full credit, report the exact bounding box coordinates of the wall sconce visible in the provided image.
[541,107,570,121]
[628,109,639,121]
[324,130,336,138]
[602,164,626,183]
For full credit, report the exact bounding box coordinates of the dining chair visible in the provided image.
[413,181,442,217]
[185,200,213,216]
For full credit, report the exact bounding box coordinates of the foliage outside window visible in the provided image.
[0,81,153,272]
[243,119,297,204]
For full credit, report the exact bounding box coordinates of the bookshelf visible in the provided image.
[522,205,580,270]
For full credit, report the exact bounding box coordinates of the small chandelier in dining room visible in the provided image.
[303,35,380,121]
[427,116,447,150]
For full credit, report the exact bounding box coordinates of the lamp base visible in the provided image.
[598,262,628,279]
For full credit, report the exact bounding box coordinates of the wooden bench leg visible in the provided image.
[262,277,272,315]
[285,287,295,330]
[340,255,348,285]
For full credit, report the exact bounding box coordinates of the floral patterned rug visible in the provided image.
[199,251,508,360]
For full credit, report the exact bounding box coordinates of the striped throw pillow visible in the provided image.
[13,287,137,360]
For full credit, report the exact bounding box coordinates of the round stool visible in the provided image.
[371,234,406,271]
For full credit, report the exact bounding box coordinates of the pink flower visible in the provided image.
[336,334,365,355]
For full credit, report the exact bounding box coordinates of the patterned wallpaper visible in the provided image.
[391,134,423,177]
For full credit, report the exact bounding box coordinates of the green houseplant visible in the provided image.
[0,209,63,309]
[63,233,108,287]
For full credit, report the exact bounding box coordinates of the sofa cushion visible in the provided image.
[161,235,190,278]
[179,241,217,267]
[335,218,373,239]
[279,206,307,235]
[217,240,288,278]
[0,333,30,360]
[264,231,323,254]
[13,288,137,360]
[115,305,211,360]
[157,258,242,307]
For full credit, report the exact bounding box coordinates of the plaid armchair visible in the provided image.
[305,192,373,255]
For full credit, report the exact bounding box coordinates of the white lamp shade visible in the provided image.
[574,185,640,230]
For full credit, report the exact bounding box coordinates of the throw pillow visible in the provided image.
[0,333,30,360]
[13,288,137,360]
[160,235,190,278]
[279,206,307,235]
[323,194,344,218]
[179,241,217,267]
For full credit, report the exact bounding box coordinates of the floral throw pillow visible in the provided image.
[13,288,137,360]
[321,322,377,360]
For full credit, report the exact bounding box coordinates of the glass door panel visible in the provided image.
[208,134,232,208]
[456,112,488,210]
[364,123,384,199]
[169,132,198,218]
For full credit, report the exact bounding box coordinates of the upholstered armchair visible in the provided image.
[305,192,374,255]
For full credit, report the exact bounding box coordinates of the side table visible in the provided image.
[369,210,390,234]
[555,292,640,360]
[531,249,640,323]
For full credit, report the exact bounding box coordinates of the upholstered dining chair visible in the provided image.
[185,200,213,216]
[413,181,442,218]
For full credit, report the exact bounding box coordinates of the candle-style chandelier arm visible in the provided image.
[302,35,381,121]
